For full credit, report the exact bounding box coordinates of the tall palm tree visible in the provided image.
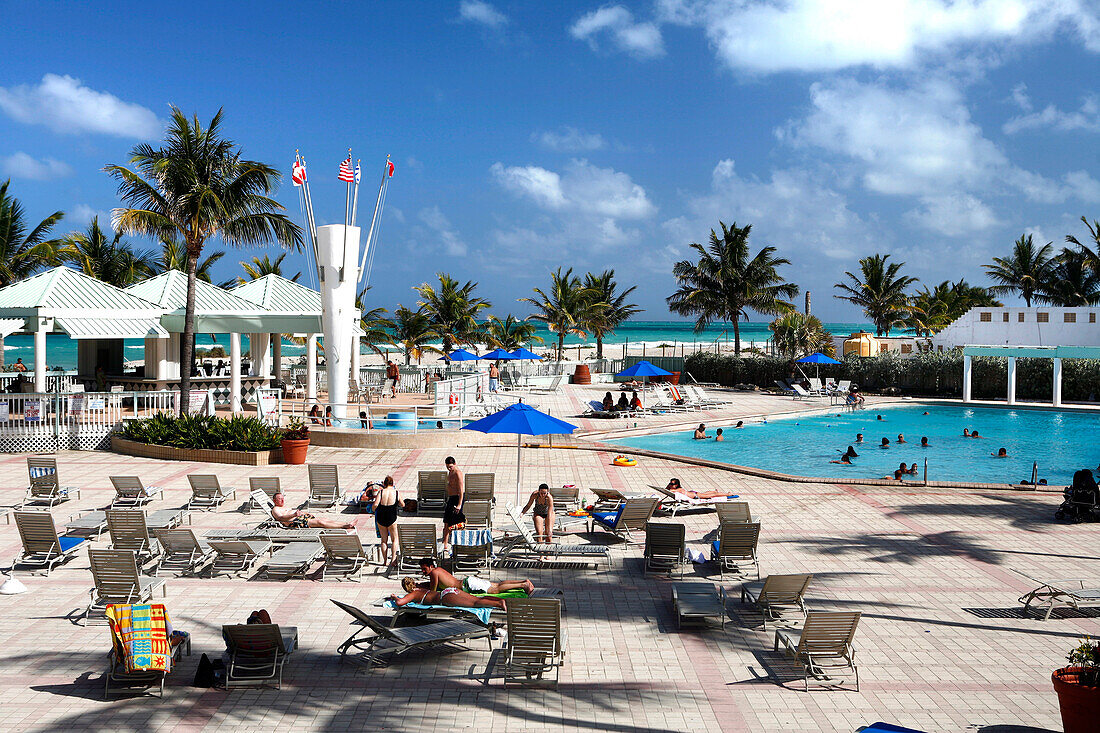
[106,107,303,413]
[238,252,301,284]
[382,305,440,365]
[156,235,229,285]
[768,311,833,361]
[1037,248,1100,306]
[666,222,797,355]
[0,179,65,366]
[834,254,917,336]
[583,269,641,360]
[984,234,1056,307]
[1066,216,1100,273]
[906,280,1001,336]
[521,267,601,361]
[354,286,389,358]
[484,314,543,351]
[62,217,156,287]
[413,273,491,354]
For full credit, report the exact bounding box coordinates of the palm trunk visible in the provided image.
[596,335,604,360]
[180,253,198,414]
[557,333,565,362]
[732,321,741,356]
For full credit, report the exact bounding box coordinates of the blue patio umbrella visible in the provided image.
[616,360,673,406]
[462,401,578,503]
[508,347,542,360]
[796,352,841,381]
[479,348,519,360]
[442,349,480,361]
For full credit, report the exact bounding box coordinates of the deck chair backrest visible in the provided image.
[645,521,685,554]
[330,599,393,638]
[308,464,339,492]
[155,528,202,554]
[89,548,142,601]
[548,485,579,511]
[506,503,538,545]
[249,477,281,499]
[506,598,561,654]
[397,523,437,557]
[797,611,861,655]
[15,511,61,553]
[249,489,275,512]
[716,502,752,524]
[320,533,365,557]
[463,500,491,529]
[718,522,760,554]
[106,510,152,552]
[464,473,495,502]
[27,456,59,490]
[417,470,448,500]
[223,624,289,656]
[617,497,659,530]
[760,573,813,605]
[110,476,146,496]
[187,474,221,492]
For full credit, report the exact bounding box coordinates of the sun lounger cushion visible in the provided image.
[58,536,87,552]
[591,508,623,528]
[381,599,494,625]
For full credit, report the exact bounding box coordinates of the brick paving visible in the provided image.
[0,386,1091,732]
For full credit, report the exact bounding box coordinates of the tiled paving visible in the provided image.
[0,386,1090,732]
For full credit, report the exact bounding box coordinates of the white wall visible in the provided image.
[933,307,1100,349]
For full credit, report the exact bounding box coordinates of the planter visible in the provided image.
[111,435,282,466]
[1052,666,1100,733]
[670,371,681,385]
[280,438,310,465]
[573,364,591,385]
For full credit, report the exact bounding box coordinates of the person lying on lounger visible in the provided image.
[416,557,534,595]
[270,492,355,529]
[389,577,507,611]
[665,477,731,499]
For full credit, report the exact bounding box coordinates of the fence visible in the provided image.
[0,371,76,393]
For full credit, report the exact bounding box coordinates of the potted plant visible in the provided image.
[279,417,310,465]
[1052,636,1100,732]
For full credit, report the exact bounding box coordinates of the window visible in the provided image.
[1003,313,1009,322]
[1091,313,1096,324]
[1065,312,1076,323]
[1018,312,1025,322]
[980,312,992,322]
[1037,312,1049,323]
[938,345,943,352]
[900,343,912,354]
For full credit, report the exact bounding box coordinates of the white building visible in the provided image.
[932,307,1100,350]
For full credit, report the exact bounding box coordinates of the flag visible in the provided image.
[292,157,307,187]
[387,160,395,177]
[354,161,361,184]
[338,156,354,182]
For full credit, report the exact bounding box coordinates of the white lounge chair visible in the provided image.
[499,503,612,570]
[774,611,861,691]
[1014,569,1100,620]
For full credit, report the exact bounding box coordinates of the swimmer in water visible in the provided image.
[714,428,724,442]
[962,428,971,437]
[831,453,853,465]
[734,420,744,429]
[896,434,906,444]
[693,423,707,440]
[877,415,884,421]
[971,430,981,438]
[920,436,929,447]
[907,462,919,475]
[855,433,864,444]
[992,447,1008,458]
[880,437,890,448]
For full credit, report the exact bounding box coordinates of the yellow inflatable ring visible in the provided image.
[613,455,637,467]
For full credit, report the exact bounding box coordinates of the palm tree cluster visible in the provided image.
[986,226,1100,307]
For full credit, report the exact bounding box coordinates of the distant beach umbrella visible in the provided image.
[442,349,480,361]
[796,352,841,381]
[479,348,520,360]
[508,347,542,360]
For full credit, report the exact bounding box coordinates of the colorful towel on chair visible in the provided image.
[471,589,528,599]
[106,604,173,673]
[381,599,494,624]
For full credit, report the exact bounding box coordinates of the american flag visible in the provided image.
[338,156,354,182]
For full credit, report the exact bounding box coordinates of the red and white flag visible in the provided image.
[386,160,395,177]
[292,157,307,187]
[338,156,354,182]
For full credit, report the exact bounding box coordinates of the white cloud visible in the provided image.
[70,204,110,225]
[533,127,606,152]
[418,206,468,256]
[903,194,997,236]
[0,152,73,181]
[491,159,655,219]
[0,74,161,138]
[459,0,508,28]
[1003,85,1100,133]
[570,5,665,59]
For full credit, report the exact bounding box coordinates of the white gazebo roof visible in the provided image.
[231,274,330,334]
[125,270,289,333]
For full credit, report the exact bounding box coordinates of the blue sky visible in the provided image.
[2,0,1099,322]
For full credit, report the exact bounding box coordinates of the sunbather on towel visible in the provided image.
[270,493,354,529]
[665,478,731,499]
[416,557,534,595]
[390,577,507,611]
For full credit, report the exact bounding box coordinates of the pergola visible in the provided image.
[961,345,1100,406]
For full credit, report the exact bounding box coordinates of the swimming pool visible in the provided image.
[330,413,471,431]
[613,404,1100,485]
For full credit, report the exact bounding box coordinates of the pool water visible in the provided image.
[332,417,470,431]
[613,404,1100,485]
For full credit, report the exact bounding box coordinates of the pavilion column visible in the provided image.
[962,354,972,403]
[272,335,282,382]
[252,333,271,378]
[229,332,242,413]
[306,335,318,402]
[33,320,47,392]
[1006,356,1017,405]
[350,333,361,387]
[1053,357,1063,407]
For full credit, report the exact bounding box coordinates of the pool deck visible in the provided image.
[0,384,1093,732]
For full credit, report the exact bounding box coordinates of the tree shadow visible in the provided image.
[774,529,1004,566]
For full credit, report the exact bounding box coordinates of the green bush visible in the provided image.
[121,413,281,451]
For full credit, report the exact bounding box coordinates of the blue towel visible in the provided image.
[711,539,720,558]
[58,535,86,552]
[861,725,926,733]
[382,599,494,625]
[591,508,623,529]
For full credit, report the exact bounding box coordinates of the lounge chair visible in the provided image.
[186,475,236,511]
[774,611,861,691]
[589,487,652,509]
[680,385,719,409]
[104,603,187,699]
[247,477,281,513]
[263,542,322,580]
[741,573,812,628]
[672,582,727,629]
[152,529,214,576]
[203,526,343,543]
[12,510,89,575]
[499,503,612,570]
[417,470,448,513]
[465,472,495,503]
[528,374,563,393]
[584,400,624,419]
[320,533,373,581]
[790,384,814,400]
[207,539,273,577]
[1013,569,1100,620]
[450,528,493,575]
[715,501,752,525]
[395,523,438,573]
[462,500,492,532]
[107,510,162,564]
[22,456,81,508]
[109,476,164,508]
[773,380,796,395]
[652,485,736,516]
[711,522,761,580]
[807,377,825,395]
[307,464,340,509]
[330,599,491,669]
[587,497,659,542]
[691,385,730,406]
[549,485,587,533]
[85,549,167,626]
[503,598,564,685]
[222,624,298,689]
[67,508,185,540]
[644,521,685,578]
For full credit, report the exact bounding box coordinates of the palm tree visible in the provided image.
[984,234,1056,307]
[413,273,491,354]
[1066,216,1100,273]
[834,254,917,336]
[768,311,833,360]
[355,286,389,358]
[521,267,601,361]
[666,222,798,355]
[383,305,440,365]
[583,270,641,360]
[157,234,231,286]
[906,280,1001,336]
[1037,248,1100,306]
[0,179,64,366]
[106,108,303,413]
[484,314,543,351]
[62,217,156,287]
[238,252,301,284]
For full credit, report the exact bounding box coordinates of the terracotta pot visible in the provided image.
[670,371,681,385]
[1052,667,1100,733]
[573,364,591,385]
[280,438,309,465]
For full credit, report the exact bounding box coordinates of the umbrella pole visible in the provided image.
[516,433,523,507]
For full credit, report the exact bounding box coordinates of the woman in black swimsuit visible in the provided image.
[374,476,399,567]
[521,483,555,543]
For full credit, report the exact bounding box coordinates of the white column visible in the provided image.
[33,321,47,391]
[962,354,972,403]
[306,334,318,401]
[1053,357,1063,407]
[350,332,361,387]
[316,224,360,419]
[272,335,282,381]
[229,332,242,413]
[1006,356,1017,405]
[252,333,271,378]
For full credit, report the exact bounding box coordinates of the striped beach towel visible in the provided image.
[106,604,173,673]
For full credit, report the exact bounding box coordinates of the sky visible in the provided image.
[2,0,1099,323]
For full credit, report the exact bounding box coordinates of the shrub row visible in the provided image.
[121,413,281,451]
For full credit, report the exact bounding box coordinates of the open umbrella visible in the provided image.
[479,348,519,360]
[796,352,841,382]
[442,349,480,361]
[616,360,673,406]
[461,401,577,505]
[508,347,542,360]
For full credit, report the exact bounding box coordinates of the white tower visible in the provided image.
[316,224,360,419]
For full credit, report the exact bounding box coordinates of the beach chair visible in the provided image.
[263,542,323,580]
[247,477,281,513]
[584,400,624,419]
[186,474,236,511]
[152,529,214,577]
[13,510,89,575]
[395,523,438,573]
[589,487,652,509]
[716,501,752,525]
[22,456,81,508]
[528,374,563,393]
[107,510,162,564]
[462,500,492,532]
[499,503,612,570]
[450,528,493,576]
[465,472,495,503]
[222,624,298,689]
[672,582,727,629]
[790,384,814,400]
[692,385,730,405]
[652,485,734,516]
[587,497,659,542]
[503,598,565,685]
[417,470,448,512]
[549,485,587,533]
[644,521,685,578]
[329,599,491,669]
[741,573,813,628]
[207,539,273,577]
[320,533,373,581]
[109,476,164,508]
[104,603,187,699]
[774,611,861,691]
[306,464,340,509]
[85,549,167,626]
[680,384,718,409]
[711,522,761,580]
[773,380,796,395]
[1013,569,1100,620]
[807,377,825,395]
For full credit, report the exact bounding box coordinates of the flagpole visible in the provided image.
[301,156,321,284]
[351,159,361,226]
[341,148,352,282]
[357,155,391,279]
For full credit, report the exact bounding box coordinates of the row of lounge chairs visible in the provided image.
[584,384,731,418]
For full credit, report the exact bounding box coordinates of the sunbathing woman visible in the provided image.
[270,492,355,529]
[665,477,731,499]
[389,577,507,611]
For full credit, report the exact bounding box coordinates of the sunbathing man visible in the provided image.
[417,557,534,595]
[270,492,355,529]
[389,576,507,611]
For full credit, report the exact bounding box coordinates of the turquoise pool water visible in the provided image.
[613,404,1100,485]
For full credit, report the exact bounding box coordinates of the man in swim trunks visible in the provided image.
[442,456,465,552]
[270,492,355,529]
[416,558,534,595]
[389,576,507,611]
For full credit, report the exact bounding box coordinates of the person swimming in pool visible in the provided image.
[920,436,929,447]
[880,437,890,448]
[877,414,884,421]
[693,423,707,439]
[907,462,919,475]
[923,411,930,415]
[963,428,971,437]
[714,428,724,441]
[971,430,982,438]
[843,445,859,459]
[830,453,853,465]
[897,434,906,444]
[734,420,744,429]
[855,433,864,444]
[992,447,1008,457]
